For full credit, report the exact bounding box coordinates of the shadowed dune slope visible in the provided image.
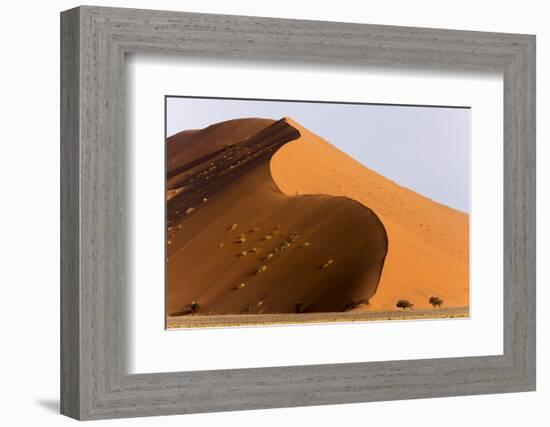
[167,118,275,192]
[271,117,469,310]
[166,118,388,316]
[167,118,275,173]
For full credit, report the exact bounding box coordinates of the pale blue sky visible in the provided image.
[166,97,470,213]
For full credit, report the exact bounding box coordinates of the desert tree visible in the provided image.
[396,299,414,310]
[429,296,444,308]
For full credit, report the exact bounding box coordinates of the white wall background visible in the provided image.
[0,0,545,425]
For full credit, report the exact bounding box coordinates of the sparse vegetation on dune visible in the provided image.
[190,301,201,313]
[343,300,365,311]
[322,259,334,269]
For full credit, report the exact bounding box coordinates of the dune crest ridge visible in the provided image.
[271,117,469,311]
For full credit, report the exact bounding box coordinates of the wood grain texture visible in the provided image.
[60,5,536,420]
[60,7,80,419]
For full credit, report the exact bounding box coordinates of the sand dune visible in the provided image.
[271,118,469,310]
[166,119,388,316]
[166,116,469,319]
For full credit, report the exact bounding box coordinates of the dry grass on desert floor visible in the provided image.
[167,307,469,329]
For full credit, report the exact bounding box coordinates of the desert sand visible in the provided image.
[166,116,469,323]
[167,307,469,329]
[271,118,469,311]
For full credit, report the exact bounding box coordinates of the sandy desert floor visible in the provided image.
[167,307,469,328]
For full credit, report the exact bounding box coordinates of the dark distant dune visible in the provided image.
[166,118,388,316]
[167,118,275,186]
[166,118,300,223]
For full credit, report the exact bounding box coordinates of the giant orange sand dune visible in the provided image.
[166,117,469,317]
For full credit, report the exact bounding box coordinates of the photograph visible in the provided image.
[54,3,537,421]
[165,96,470,328]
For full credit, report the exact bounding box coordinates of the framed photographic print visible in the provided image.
[164,96,470,328]
[61,6,536,420]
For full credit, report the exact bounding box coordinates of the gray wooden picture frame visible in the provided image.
[60,5,536,420]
